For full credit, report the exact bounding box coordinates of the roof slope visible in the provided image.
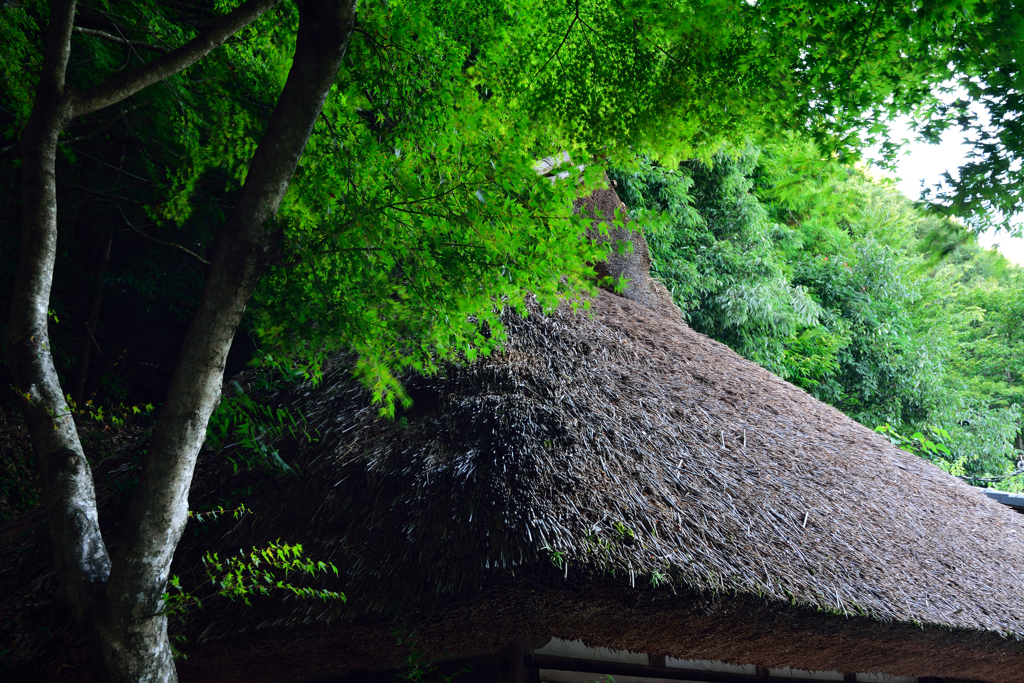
[3,187,1024,682]
[173,285,1024,682]
[188,288,1024,631]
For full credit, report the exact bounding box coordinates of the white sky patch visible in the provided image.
[881,116,967,202]
[866,100,1024,266]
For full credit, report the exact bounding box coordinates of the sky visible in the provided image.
[870,118,1024,265]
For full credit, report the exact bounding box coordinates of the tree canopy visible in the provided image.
[4,0,1020,412]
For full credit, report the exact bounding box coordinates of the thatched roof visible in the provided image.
[3,186,1024,683]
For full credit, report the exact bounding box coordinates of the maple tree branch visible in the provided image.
[71,0,283,118]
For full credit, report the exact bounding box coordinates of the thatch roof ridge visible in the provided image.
[154,287,1024,683]
[166,288,1024,639]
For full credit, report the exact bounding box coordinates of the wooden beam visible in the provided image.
[532,654,823,683]
[306,652,940,683]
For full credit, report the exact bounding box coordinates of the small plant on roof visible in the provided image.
[584,532,613,555]
[206,378,320,474]
[543,546,567,570]
[612,521,636,545]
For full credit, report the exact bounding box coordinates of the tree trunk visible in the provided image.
[6,0,111,646]
[98,3,356,679]
[3,0,360,680]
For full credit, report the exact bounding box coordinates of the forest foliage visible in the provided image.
[612,141,1024,489]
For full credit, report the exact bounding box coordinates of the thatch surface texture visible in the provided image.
[3,186,1024,683]
[197,289,1023,627]
[575,185,682,320]
[172,288,1024,681]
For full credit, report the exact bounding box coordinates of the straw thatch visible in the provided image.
[575,183,682,320]
[3,185,1024,683]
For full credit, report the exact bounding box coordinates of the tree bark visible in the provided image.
[7,1,110,643]
[97,3,357,678]
[2,0,362,680]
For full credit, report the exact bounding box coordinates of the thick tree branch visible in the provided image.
[101,1,357,675]
[71,0,283,118]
